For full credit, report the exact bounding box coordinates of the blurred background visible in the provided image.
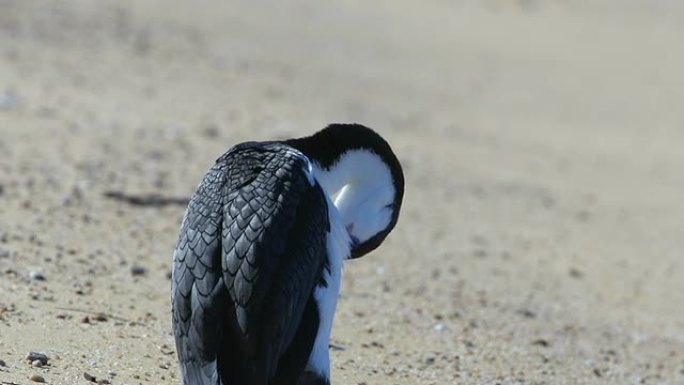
[1,1,683,384]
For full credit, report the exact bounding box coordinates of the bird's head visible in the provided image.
[286,124,404,259]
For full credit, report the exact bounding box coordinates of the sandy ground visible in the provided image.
[1,1,684,384]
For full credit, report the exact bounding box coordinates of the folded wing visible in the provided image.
[172,145,329,385]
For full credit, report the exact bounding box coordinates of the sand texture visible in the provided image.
[1,1,683,384]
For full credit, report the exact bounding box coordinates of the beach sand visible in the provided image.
[1,1,683,384]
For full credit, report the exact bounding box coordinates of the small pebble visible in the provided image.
[29,374,46,382]
[0,89,20,110]
[130,264,147,276]
[29,271,46,281]
[203,125,220,138]
[569,268,584,278]
[84,371,97,382]
[26,352,49,365]
[434,323,447,332]
[32,359,43,367]
[0,358,6,366]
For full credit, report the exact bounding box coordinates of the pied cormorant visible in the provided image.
[171,124,404,385]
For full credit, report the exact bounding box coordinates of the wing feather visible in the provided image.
[172,144,328,385]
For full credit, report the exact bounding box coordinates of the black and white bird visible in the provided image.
[171,124,404,385]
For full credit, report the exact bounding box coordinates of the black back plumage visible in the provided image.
[172,142,329,385]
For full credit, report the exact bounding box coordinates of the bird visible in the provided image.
[171,123,405,385]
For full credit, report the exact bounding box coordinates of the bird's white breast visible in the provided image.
[305,190,350,377]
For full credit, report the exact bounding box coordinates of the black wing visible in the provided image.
[172,144,329,385]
